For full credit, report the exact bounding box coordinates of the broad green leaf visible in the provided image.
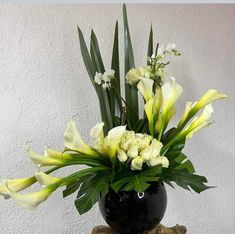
[123,4,139,127]
[147,24,153,59]
[75,171,112,215]
[165,169,212,193]
[163,139,185,162]
[112,165,162,192]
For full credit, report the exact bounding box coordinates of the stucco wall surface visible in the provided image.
[0,4,234,234]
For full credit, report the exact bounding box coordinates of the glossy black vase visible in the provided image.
[98,182,167,234]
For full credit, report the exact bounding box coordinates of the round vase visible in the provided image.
[98,182,167,234]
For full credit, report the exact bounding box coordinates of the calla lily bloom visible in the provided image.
[178,101,196,128]
[64,120,97,156]
[35,172,62,186]
[156,77,183,137]
[161,76,183,118]
[194,89,227,110]
[178,104,214,140]
[137,77,154,102]
[0,177,36,199]
[104,125,126,158]
[90,122,106,154]
[25,145,67,166]
[6,183,58,210]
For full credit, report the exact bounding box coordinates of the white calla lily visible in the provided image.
[0,177,36,199]
[25,145,66,166]
[35,172,62,186]
[104,125,126,157]
[161,76,183,116]
[45,147,73,160]
[6,183,57,210]
[180,104,214,139]
[195,89,227,110]
[137,77,154,102]
[90,122,106,154]
[64,120,97,156]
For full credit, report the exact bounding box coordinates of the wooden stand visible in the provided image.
[92,224,187,234]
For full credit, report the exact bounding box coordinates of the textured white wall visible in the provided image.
[0,4,234,234]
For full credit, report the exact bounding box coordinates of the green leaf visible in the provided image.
[63,172,96,198]
[111,165,162,193]
[75,171,112,215]
[147,24,153,59]
[165,169,212,194]
[77,26,96,88]
[123,4,139,127]
[110,21,122,121]
[163,139,185,162]
[90,30,105,73]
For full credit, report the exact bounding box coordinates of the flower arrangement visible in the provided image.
[0,5,226,216]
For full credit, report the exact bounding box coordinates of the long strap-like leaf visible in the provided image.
[147,24,153,59]
[110,21,122,125]
[123,4,139,128]
[78,27,113,134]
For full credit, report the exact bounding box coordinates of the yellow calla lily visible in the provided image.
[35,172,62,186]
[161,76,183,117]
[25,145,67,166]
[104,125,126,158]
[156,77,183,139]
[90,122,106,154]
[64,120,97,156]
[144,98,154,135]
[6,183,58,210]
[179,104,214,140]
[0,177,36,199]
[194,89,227,110]
[137,77,154,102]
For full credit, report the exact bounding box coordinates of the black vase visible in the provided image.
[98,182,167,234]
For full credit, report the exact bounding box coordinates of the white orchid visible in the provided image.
[94,69,115,90]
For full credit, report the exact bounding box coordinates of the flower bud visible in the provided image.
[131,156,144,170]
[117,149,128,163]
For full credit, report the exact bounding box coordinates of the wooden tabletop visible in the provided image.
[92,224,187,234]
